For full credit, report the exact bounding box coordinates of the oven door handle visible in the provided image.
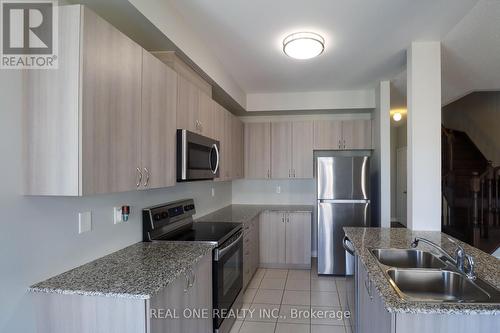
[214,231,243,261]
[210,143,220,174]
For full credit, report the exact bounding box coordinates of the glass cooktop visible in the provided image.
[158,222,241,245]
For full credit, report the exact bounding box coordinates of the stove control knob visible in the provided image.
[153,214,161,221]
[161,212,168,219]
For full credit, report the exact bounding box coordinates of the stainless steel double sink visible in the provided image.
[370,248,500,303]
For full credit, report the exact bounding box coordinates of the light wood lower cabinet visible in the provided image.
[285,212,312,266]
[243,215,260,289]
[33,254,212,333]
[355,256,499,333]
[259,211,311,269]
[150,254,212,333]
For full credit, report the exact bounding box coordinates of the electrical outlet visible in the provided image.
[113,207,123,224]
[211,187,215,197]
[276,185,281,194]
[78,212,92,234]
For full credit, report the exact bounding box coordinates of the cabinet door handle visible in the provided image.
[143,168,150,187]
[293,169,296,178]
[338,140,341,149]
[364,271,373,300]
[267,169,270,178]
[184,273,190,293]
[136,167,142,188]
[343,139,346,149]
[189,269,195,288]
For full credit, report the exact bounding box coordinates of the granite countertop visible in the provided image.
[343,227,500,315]
[29,242,215,299]
[195,204,314,224]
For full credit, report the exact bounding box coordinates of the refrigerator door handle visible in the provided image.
[319,199,370,204]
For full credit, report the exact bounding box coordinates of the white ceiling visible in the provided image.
[169,0,478,94]
[442,0,500,105]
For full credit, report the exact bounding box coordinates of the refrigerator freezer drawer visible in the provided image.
[317,201,370,275]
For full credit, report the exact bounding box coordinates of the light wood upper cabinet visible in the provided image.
[213,103,227,181]
[24,6,178,195]
[271,122,293,179]
[140,50,177,190]
[176,74,199,133]
[314,119,372,150]
[232,116,244,179]
[175,65,214,137]
[292,121,314,178]
[269,121,313,179]
[80,6,143,195]
[198,91,215,138]
[314,120,343,150]
[223,109,233,180]
[342,119,372,149]
[24,6,144,195]
[244,122,271,179]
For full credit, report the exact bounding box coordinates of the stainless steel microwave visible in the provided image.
[177,129,220,181]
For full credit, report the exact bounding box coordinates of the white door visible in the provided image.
[396,147,407,226]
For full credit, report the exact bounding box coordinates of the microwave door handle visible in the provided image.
[214,232,243,261]
[211,143,220,174]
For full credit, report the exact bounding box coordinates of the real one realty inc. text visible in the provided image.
[150,307,351,321]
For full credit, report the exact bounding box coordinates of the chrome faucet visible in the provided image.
[411,237,476,280]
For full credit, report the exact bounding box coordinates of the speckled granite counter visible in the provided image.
[29,242,215,299]
[195,204,313,224]
[343,227,500,315]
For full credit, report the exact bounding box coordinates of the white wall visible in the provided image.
[232,179,316,255]
[407,41,442,231]
[232,179,315,205]
[246,89,375,112]
[128,0,246,107]
[0,71,232,332]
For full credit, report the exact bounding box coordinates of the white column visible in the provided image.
[407,42,442,231]
[379,82,391,227]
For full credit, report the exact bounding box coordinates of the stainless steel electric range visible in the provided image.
[143,199,243,333]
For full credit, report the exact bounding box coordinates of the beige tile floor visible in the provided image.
[230,262,352,333]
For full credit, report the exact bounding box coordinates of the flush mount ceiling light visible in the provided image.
[283,32,325,59]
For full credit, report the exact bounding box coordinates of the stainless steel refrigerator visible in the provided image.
[316,152,371,275]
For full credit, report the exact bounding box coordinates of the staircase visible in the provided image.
[442,126,500,254]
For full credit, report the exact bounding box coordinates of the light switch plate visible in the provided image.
[276,185,281,194]
[78,212,92,234]
[113,207,123,224]
[211,187,215,197]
